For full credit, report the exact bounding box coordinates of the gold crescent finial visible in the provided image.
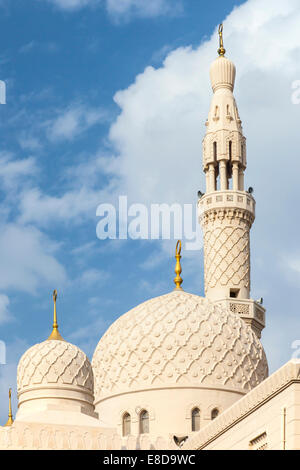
[174,240,183,290]
[4,388,13,426]
[218,23,226,56]
[48,289,64,341]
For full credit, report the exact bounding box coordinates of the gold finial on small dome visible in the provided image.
[174,240,183,290]
[4,388,13,427]
[48,289,64,341]
[218,23,226,56]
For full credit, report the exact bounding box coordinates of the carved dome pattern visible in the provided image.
[17,340,94,393]
[92,291,268,402]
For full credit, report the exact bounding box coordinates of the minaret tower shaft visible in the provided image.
[198,25,265,338]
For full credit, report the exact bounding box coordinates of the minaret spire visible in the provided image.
[4,388,14,427]
[218,23,226,56]
[48,289,64,341]
[198,26,265,338]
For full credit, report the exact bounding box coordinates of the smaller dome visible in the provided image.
[17,340,93,393]
[17,339,95,420]
[15,290,99,425]
[210,56,236,92]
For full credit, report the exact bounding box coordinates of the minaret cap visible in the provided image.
[48,289,65,341]
[210,24,236,92]
[4,388,14,427]
[174,240,183,290]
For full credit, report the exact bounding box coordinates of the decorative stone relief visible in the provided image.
[201,207,253,294]
[230,303,250,315]
[17,340,94,393]
[92,291,268,403]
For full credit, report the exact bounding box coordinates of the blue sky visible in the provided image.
[0,0,300,423]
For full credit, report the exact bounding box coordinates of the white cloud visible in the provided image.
[44,0,100,10]
[18,186,107,226]
[17,151,121,227]
[110,51,206,206]
[64,153,120,187]
[0,152,37,191]
[19,41,58,55]
[18,134,42,152]
[140,249,166,270]
[106,0,183,20]
[138,278,169,297]
[67,295,118,358]
[45,104,107,142]
[0,295,11,325]
[78,268,110,287]
[19,41,36,54]
[0,154,66,297]
[71,241,97,256]
[13,100,103,152]
[69,314,107,343]
[43,0,182,18]
[151,44,173,65]
[68,314,108,359]
[0,224,66,294]
[286,257,300,274]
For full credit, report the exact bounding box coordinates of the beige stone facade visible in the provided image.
[183,359,300,450]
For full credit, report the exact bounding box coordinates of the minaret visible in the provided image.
[198,25,265,338]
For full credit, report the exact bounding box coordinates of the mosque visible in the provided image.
[0,25,299,451]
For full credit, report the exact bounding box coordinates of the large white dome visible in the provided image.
[92,290,268,405]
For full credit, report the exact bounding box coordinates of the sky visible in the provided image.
[0,0,299,423]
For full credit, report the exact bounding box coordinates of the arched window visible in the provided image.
[227,140,233,182]
[122,412,131,437]
[139,410,149,434]
[213,141,217,161]
[211,408,219,420]
[229,141,232,160]
[191,408,200,432]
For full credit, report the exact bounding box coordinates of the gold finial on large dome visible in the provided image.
[48,289,64,341]
[174,240,183,290]
[218,23,226,56]
[4,388,13,427]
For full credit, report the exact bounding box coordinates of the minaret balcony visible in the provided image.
[198,190,255,220]
[214,297,265,338]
